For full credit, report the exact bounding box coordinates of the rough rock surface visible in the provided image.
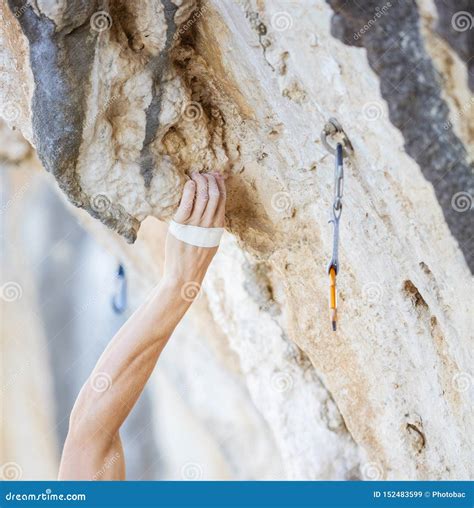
[1,0,473,479]
[433,0,473,91]
[329,0,473,272]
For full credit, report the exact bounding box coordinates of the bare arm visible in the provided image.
[58,172,226,480]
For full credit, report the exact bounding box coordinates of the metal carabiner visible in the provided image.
[327,143,345,331]
[111,263,127,314]
[334,142,344,209]
[327,143,344,275]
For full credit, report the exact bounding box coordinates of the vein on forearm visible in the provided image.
[70,281,189,440]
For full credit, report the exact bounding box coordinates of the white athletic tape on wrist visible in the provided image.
[168,220,224,248]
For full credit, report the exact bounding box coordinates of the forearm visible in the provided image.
[68,277,191,442]
[60,172,225,480]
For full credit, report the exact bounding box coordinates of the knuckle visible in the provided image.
[209,187,220,198]
[198,189,209,200]
[183,200,193,212]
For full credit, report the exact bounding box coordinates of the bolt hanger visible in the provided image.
[320,117,353,158]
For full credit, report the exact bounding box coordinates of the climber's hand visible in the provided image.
[162,172,226,292]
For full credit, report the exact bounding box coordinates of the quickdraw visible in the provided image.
[328,143,343,331]
[111,263,127,314]
[320,118,353,331]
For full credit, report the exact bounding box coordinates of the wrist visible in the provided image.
[146,277,193,318]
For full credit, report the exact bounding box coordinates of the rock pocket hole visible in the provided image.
[406,422,426,454]
[403,280,428,311]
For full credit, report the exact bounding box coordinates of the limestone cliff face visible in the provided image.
[1,0,472,479]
